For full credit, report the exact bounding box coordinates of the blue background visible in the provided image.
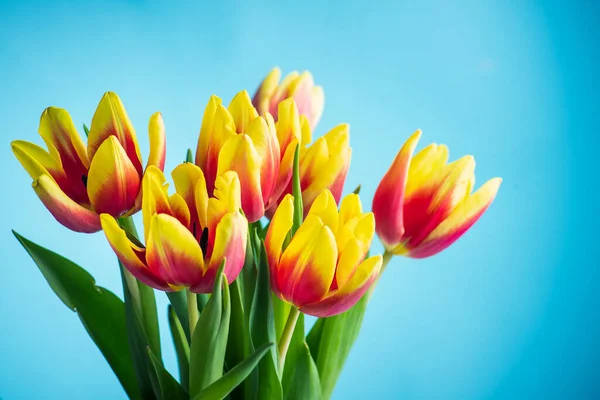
[1,1,597,398]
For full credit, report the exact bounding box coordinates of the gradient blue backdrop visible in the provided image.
[1,1,597,398]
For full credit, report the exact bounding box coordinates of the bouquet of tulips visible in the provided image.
[10,68,501,399]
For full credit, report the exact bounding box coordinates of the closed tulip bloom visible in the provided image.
[101,164,248,292]
[252,67,324,130]
[266,189,382,317]
[11,92,166,233]
[372,130,502,258]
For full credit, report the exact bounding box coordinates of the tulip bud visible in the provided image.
[372,130,502,258]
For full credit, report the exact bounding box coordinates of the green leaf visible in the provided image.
[189,262,231,396]
[13,231,140,400]
[307,294,369,399]
[118,217,162,360]
[83,123,90,137]
[147,347,189,400]
[121,265,158,399]
[168,305,190,392]
[282,314,322,400]
[167,291,191,343]
[273,296,291,343]
[291,144,303,235]
[249,236,283,400]
[226,279,255,399]
[186,148,193,163]
[192,343,274,400]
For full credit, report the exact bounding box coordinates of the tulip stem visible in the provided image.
[381,250,394,274]
[187,289,199,337]
[369,250,394,300]
[278,306,300,372]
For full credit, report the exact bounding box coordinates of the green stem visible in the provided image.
[187,289,199,337]
[381,250,393,275]
[369,250,394,300]
[278,307,300,372]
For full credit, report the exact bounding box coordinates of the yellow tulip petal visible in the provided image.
[33,174,101,233]
[146,214,205,287]
[278,215,337,306]
[195,95,222,170]
[88,92,143,175]
[246,115,279,201]
[169,193,191,229]
[172,163,206,237]
[411,178,502,258]
[202,103,237,193]
[307,189,339,233]
[147,112,166,171]
[87,136,141,217]
[338,193,363,229]
[300,254,382,317]
[265,194,294,289]
[37,107,90,203]
[405,143,449,198]
[11,140,64,181]
[100,214,171,290]
[142,165,171,241]
[300,124,351,210]
[275,98,302,154]
[228,90,259,133]
[38,106,89,170]
[217,135,264,222]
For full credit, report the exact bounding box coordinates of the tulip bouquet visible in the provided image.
[10,68,501,400]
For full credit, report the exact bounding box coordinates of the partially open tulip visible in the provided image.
[11,92,166,233]
[252,67,324,130]
[195,91,285,222]
[266,189,382,317]
[265,109,351,218]
[101,165,248,292]
[372,130,502,258]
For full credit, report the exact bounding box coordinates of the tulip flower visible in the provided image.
[266,189,382,317]
[101,164,248,292]
[195,91,290,222]
[252,67,324,130]
[265,113,351,218]
[372,130,502,258]
[11,92,166,233]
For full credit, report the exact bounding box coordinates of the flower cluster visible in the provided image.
[12,69,501,317]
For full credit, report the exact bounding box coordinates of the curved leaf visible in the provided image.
[13,231,140,400]
[193,343,274,400]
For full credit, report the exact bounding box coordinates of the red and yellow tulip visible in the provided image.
[195,91,280,223]
[101,164,248,292]
[265,104,351,218]
[252,67,324,131]
[11,92,166,233]
[372,130,502,258]
[266,189,382,317]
